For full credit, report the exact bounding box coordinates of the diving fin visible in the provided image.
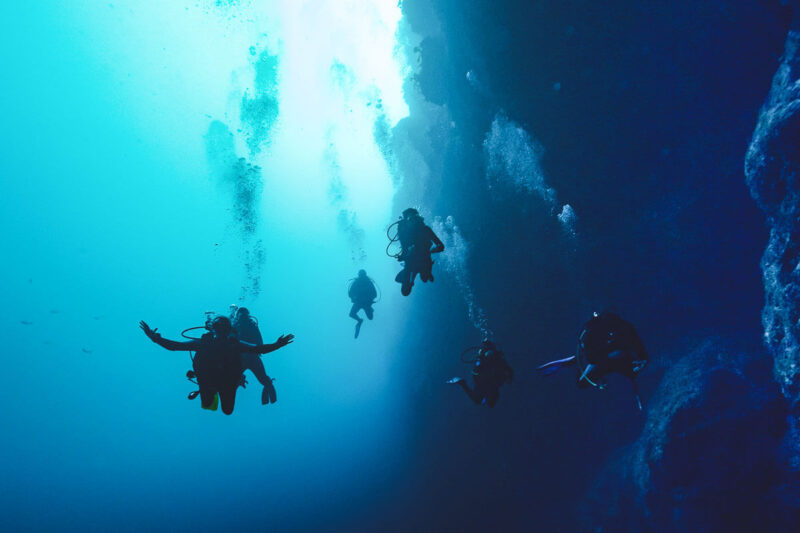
[536,355,577,376]
[262,378,277,405]
[401,282,413,296]
[354,319,363,339]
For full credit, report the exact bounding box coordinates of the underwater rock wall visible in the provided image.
[745,25,800,403]
[584,10,800,531]
[583,341,793,531]
[378,1,800,530]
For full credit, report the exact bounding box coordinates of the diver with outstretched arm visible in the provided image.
[140,318,293,415]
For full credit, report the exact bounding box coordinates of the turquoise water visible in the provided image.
[1,2,418,530]
[3,1,793,531]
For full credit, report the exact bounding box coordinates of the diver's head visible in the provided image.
[236,307,250,319]
[210,316,233,338]
[358,269,367,277]
[402,207,420,220]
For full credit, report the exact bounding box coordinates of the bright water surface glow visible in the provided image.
[0,1,416,530]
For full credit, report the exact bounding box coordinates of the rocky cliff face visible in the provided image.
[746,25,800,405]
[583,342,794,531]
[584,13,800,531]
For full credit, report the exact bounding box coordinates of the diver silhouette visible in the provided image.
[231,306,278,405]
[348,270,377,339]
[447,339,513,407]
[140,318,293,415]
[537,311,649,409]
[389,208,444,296]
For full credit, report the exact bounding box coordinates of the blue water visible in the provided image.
[1,1,796,531]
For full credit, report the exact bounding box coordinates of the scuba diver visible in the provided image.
[537,311,649,409]
[387,208,444,296]
[231,306,278,405]
[139,317,293,415]
[348,269,378,339]
[447,339,514,408]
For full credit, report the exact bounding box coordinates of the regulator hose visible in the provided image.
[385,220,402,259]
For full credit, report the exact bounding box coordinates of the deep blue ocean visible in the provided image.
[2,1,798,531]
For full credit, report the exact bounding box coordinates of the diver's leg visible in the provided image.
[243,355,275,405]
[351,303,364,338]
[453,379,482,405]
[199,386,216,409]
[220,384,238,415]
[364,305,374,320]
[395,267,415,296]
[402,271,417,296]
[419,259,433,282]
[421,255,435,282]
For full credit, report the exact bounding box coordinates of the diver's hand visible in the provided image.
[275,334,294,348]
[139,321,160,341]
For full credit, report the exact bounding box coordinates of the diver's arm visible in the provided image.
[239,334,294,354]
[152,336,199,351]
[428,228,445,254]
[139,321,199,351]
